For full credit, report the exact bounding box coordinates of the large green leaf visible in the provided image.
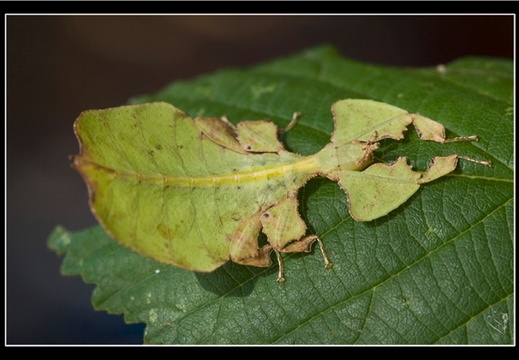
[49,46,513,344]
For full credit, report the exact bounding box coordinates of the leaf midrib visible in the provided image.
[79,156,319,187]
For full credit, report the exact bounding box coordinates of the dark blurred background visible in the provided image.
[7,15,513,344]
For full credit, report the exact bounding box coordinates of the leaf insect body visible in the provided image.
[73,99,491,282]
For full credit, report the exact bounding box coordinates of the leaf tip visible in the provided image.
[47,226,72,254]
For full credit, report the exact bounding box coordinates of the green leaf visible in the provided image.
[49,46,513,344]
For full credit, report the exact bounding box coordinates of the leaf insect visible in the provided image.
[73,99,491,282]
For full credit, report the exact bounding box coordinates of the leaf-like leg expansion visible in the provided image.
[418,155,458,184]
[279,111,302,134]
[260,197,308,251]
[412,114,480,143]
[236,120,284,153]
[418,154,492,184]
[194,116,246,154]
[230,213,273,267]
[280,235,317,253]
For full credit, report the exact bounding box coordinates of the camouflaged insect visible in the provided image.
[73,99,491,282]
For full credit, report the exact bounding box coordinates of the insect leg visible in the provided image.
[230,213,273,267]
[219,115,237,131]
[279,111,302,134]
[316,237,333,269]
[275,250,286,283]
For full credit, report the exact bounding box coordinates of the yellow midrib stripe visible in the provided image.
[78,156,318,187]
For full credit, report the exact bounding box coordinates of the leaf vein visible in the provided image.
[270,197,511,343]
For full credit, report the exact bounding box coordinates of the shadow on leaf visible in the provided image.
[195,260,277,296]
